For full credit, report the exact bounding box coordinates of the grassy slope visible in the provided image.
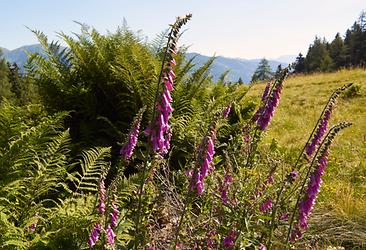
[246,68,366,246]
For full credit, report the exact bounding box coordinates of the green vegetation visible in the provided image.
[0,13,364,250]
[246,68,366,247]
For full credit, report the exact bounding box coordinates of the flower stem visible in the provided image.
[134,162,150,250]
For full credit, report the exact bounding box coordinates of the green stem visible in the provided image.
[291,93,335,171]
[285,127,334,245]
[134,162,149,250]
[173,195,191,249]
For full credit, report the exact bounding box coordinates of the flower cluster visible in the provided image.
[305,109,332,158]
[220,173,233,204]
[88,223,102,248]
[190,131,216,195]
[97,178,106,214]
[223,104,232,119]
[146,57,176,154]
[120,107,145,160]
[222,230,238,248]
[146,14,192,155]
[252,81,271,123]
[298,151,329,229]
[110,194,119,227]
[260,198,273,212]
[304,83,352,159]
[88,178,119,248]
[255,69,288,131]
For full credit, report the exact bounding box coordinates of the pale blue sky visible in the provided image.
[1,0,365,59]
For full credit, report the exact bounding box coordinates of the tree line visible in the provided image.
[294,11,366,73]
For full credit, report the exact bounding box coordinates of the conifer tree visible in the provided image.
[0,50,12,102]
[329,33,347,68]
[294,53,306,73]
[305,37,334,72]
[251,58,272,82]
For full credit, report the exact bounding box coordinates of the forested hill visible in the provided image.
[1,44,290,83]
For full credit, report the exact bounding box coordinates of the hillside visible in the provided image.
[245,69,366,245]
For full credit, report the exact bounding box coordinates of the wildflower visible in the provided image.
[110,195,119,227]
[260,198,273,212]
[191,131,216,195]
[266,174,274,185]
[280,213,289,221]
[252,82,271,122]
[88,223,102,248]
[258,244,267,250]
[222,230,238,248]
[97,178,106,214]
[106,224,116,245]
[220,174,232,204]
[223,104,232,118]
[29,223,37,232]
[120,107,144,160]
[290,223,302,242]
[298,151,329,230]
[146,246,155,250]
[287,170,298,183]
[146,40,179,155]
[305,110,331,158]
[256,82,283,130]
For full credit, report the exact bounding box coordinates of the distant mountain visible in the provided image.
[273,55,297,64]
[186,53,286,83]
[1,44,45,70]
[1,44,289,83]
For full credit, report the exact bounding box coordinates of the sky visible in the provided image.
[1,0,365,59]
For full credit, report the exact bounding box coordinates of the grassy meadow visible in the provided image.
[246,68,366,246]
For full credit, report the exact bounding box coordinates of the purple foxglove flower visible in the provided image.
[110,195,119,228]
[97,179,106,214]
[258,244,267,250]
[280,213,289,221]
[262,82,271,101]
[120,107,145,160]
[256,82,283,130]
[88,223,101,248]
[164,78,173,91]
[221,189,228,204]
[305,110,332,158]
[224,174,233,184]
[29,223,37,232]
[266,175,274,184]
[106,224,116,245]
[222,230,238,248]
[191,132,216,195]
[185,169,193,177]
[260,198,273,212]
[295,150,329,239]
[223,104,232,118]
[290,171,298,180]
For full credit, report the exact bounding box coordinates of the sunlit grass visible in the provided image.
[245,68,366,246]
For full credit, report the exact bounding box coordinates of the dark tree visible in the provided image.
[329,33,347,68]
[0,50,12,101]
[294,53,306,73]
[7,62,22,99]
[237,77,243,84]
[305,37,334,72]
[251,58,272,82]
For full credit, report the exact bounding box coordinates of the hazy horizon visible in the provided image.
[1,0,365,59]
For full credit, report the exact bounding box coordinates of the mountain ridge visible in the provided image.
[1,44,295,83]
